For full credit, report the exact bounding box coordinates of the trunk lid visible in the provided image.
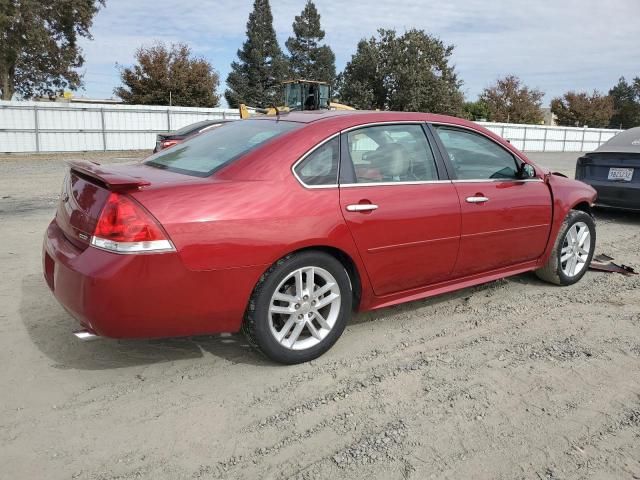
[56,168,111,250]
[578,152,640,184]
[55,160,180,250]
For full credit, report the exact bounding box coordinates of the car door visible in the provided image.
[338,123,461,296]
[431,124,552,278]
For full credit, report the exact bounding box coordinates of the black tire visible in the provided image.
[535,209,596,286]
[242,251,353,364]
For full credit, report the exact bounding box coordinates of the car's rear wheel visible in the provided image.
[535,209,596,285]
[242,251,352,364]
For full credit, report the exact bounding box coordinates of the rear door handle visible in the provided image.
[346,204,379,212]
[466,196,489,204]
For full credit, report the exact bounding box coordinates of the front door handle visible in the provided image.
[346,204,379,212]
[466,196,489,204]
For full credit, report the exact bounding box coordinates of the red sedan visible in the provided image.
[43,111,597,364]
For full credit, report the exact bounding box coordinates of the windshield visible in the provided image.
[284,83,331,111]
[145,120,301,177]
[284,83,302,110]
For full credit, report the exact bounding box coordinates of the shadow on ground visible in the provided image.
[20,274,273,370]
[594,208,640,226]
[23,271,518,370]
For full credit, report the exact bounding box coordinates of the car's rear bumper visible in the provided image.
[581,179,640,210]
[43,219,265,338]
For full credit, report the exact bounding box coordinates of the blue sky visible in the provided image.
[78,0,640,107]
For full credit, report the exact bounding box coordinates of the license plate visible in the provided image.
[607,167,634,182]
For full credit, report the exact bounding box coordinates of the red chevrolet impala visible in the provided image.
[43,111,597,364]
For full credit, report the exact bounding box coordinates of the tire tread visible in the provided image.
[242,251,352,364]
[241,254,292,359]
[535,209,595,286]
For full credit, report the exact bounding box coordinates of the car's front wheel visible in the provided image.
[536,209,596,285]
[242,251,352,364]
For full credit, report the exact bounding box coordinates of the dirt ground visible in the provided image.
[1,151,639,480]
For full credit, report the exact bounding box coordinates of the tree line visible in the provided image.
[2,0,639,129]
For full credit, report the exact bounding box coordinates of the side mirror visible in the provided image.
[519,163,536,179]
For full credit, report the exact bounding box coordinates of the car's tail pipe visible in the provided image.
[73,329,99,341]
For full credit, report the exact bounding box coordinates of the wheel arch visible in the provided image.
[571,200,593,216]
[259,245,363,311]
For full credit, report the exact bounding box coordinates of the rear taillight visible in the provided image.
[161,139,180,149]
[91,193,174,254]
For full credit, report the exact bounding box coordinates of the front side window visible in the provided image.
[434,126,519,180]
[294,136,339,186]
[345,124,439,183]
[145,120,300,177]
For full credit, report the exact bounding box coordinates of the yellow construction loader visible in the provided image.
[239,79,354,119]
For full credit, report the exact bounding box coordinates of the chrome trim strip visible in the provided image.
[462,223,550,238]
[452,178,544,183]
[367,235,459,254]
[291,132,341,189]
[90,236,176,254]
[340,120,427,133]
[291,120,544,189]
[340,180,452,188]
[431,121,531,166]
[292,122,435,189]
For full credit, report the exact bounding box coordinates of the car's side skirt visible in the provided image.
[363,260,539,311]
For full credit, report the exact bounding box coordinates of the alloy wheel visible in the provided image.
[268,266,341,350]
[560,221,591,278]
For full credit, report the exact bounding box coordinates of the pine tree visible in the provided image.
[285,1,336,84]
[225,0,287,108]
[608,77,640,129]
[339,29,464,115]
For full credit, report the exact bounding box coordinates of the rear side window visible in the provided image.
[146,120,301,177]
[435,126,519,180]
[294,136,339,186]
[345,124,439,183]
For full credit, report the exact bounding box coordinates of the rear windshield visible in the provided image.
[146,120,301,177]
[173,120,220,136]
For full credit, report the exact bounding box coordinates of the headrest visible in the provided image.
[377,143,410,178]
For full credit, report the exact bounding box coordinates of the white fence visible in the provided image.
[0,100,622,153]
[477,121,621,153]
[0,100,240,153]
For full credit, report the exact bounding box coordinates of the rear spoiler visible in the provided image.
[68,160,150,191]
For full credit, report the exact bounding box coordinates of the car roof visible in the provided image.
[594,126,640,154]
[219,109,534,181]
[250,109,475,128]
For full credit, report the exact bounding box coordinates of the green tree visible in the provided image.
[225,0,287,108]
[480,75,544,124]
[550,90,614,128]
[334,38,383,109]
[285,0,335,85]
[463,100,490,121]
[608,77,640,129]
[0,0,104,100]
[338,29,464,115]
[115,42,220,107]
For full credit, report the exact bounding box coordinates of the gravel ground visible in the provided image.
[1,151,639,480]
